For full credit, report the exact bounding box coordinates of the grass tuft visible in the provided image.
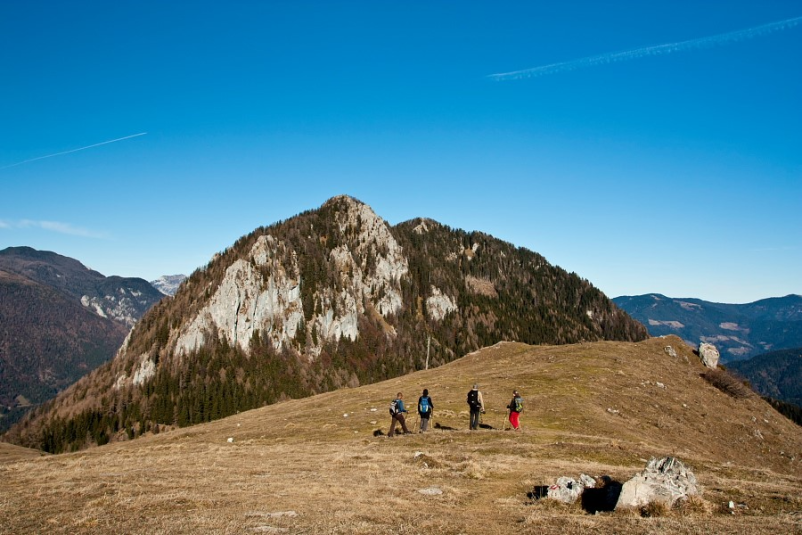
[674,495,713,515]
[640,500,670,517]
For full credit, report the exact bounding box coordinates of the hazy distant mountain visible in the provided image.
[613,294,802,362]
[0,247,166,432]
[6,195,647,452]
[728,348,802,407]
[150,275,187,296]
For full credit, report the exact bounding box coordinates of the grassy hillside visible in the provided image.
[1,336,800,534]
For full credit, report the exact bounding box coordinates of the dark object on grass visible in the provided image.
[581,476,623,514]
[527,485,549,500]
[434,422,456,431]
[373,429,385,437]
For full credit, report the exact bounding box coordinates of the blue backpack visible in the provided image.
[419,396,431,415]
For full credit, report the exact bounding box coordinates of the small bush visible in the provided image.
[701,369,752,399]
[640,500,670,517]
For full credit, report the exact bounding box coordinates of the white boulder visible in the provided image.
[616,457,699,509]
[699,343,720,368]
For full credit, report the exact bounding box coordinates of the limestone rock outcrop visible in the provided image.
[615,457,699,509]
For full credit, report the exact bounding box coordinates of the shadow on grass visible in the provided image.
[581,477,623,514]
[527,476,623,514]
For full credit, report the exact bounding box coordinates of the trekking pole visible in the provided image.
[503,408,509,431]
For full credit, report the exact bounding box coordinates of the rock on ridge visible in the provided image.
[699,342,720,369]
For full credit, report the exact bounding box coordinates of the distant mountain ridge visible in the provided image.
[0,247,165,432]
[613,293,802,362]
[0,247,164,328]
[6,195,647,452]
[150,274,186,296]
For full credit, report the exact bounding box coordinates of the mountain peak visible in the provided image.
[7,200,647,452]
[322,193,365,208]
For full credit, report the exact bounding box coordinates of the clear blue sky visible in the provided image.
[2,1,800,304]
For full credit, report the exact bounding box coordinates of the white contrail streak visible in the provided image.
[488,16,802,81]
[1,132,148,170]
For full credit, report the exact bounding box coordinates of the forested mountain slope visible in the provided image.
[6,196,646,452]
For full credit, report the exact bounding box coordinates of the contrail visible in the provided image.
[488,15,802,81]
[1,132,147,170]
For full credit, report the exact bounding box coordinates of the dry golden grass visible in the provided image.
[1,336,801,534]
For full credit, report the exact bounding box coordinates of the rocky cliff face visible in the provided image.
[166,197,408,356]
[7,196,648,452]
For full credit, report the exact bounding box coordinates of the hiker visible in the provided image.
[418,388,434,432]
[467,384,485,430]
[507,390,523,430]
[388,392,411,437]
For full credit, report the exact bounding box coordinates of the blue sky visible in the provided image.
[1,1,800,304]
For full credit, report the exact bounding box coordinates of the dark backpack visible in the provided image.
[467,390,480,409]
[419,396,431,415]
[512,396,523,413]
[389,400,399,416]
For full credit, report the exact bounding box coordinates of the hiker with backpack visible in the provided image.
[467,384,485,430]
[418,388,434,432]
[388,392,411,437]
[507,390,523,431]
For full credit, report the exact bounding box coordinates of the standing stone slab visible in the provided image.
[698,343,720,369]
